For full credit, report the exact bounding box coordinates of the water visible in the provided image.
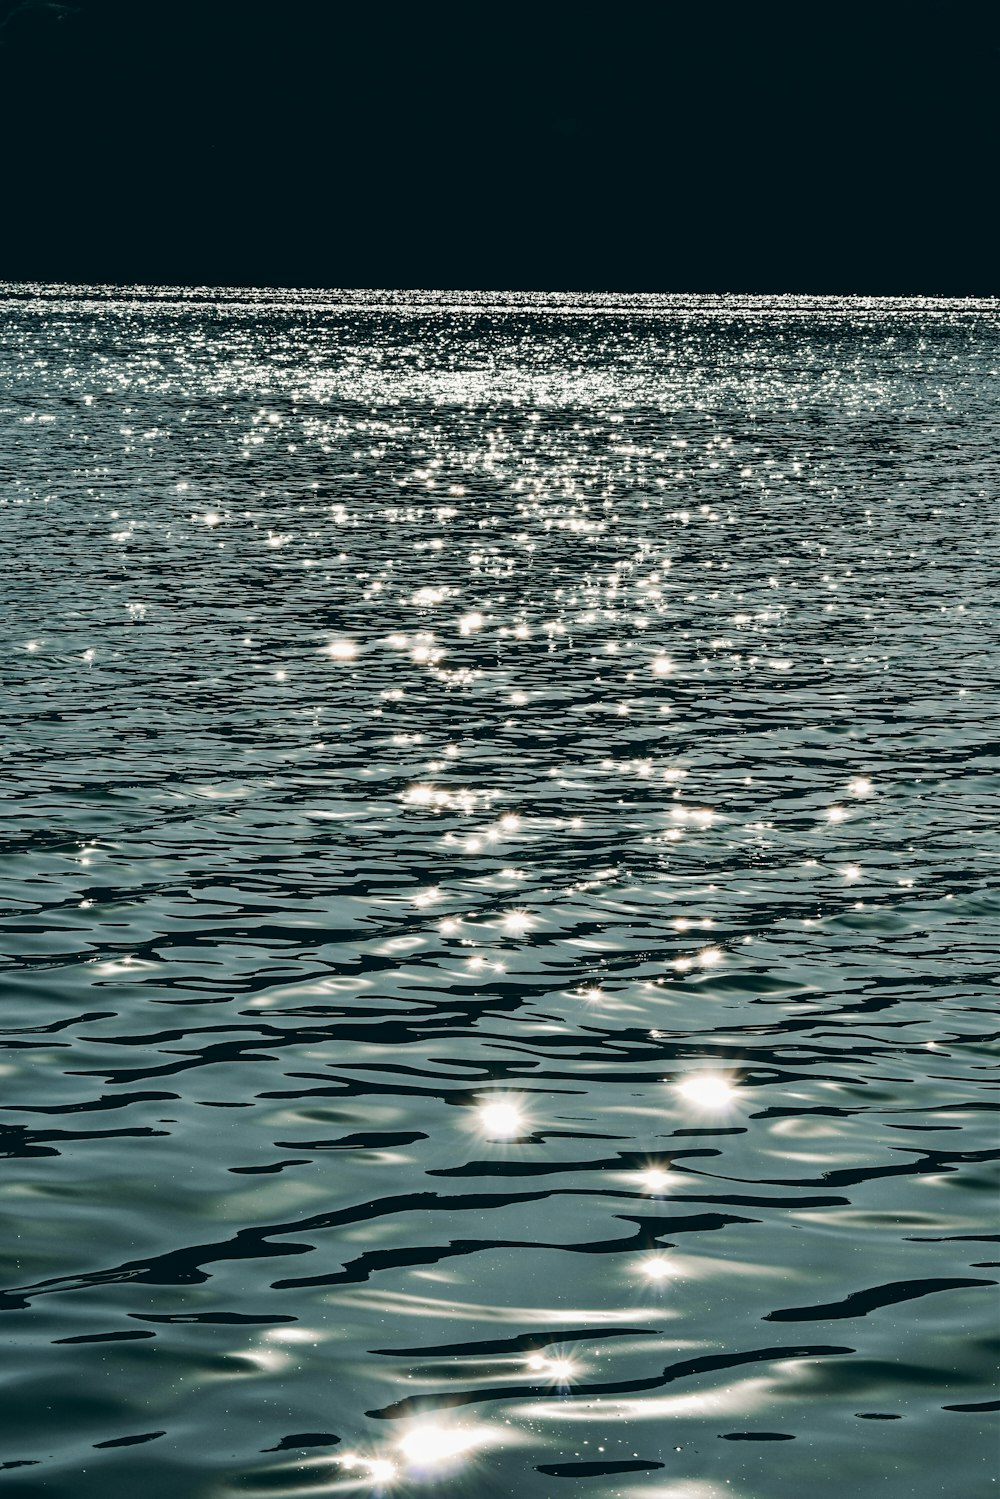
[1,287,997,1498]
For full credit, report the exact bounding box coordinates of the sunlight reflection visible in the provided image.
[13,290,985,1499]
[324,639,357,660]
[636,1166,676,1194]
[525,1351,579,1386]
[636,1254,679,1282]
[474,1096,527,1139]
[397,1420,499,1472]
[339,1452,399,1486]
[674,1072,740,1112]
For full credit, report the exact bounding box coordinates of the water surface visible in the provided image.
[1,288,998,1498]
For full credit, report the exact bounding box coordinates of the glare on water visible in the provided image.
[0,286,996,1499]
[474,1097,528,1138]
[674,1073,740,1111]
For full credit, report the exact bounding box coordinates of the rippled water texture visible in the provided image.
[1,288,998,1498]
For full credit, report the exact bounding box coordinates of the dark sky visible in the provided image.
[1,0,996,291]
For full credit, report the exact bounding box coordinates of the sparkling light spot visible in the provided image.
[324,639,357,660]
[403,784,434,805]
[637,1255,677,1281]
[398,1423,482,1469]
[675,1072,738,1111]
[475,1098,526,1139]
[367,1458,397,1484]
[637,1167,674,1193]
[339,1453,398,1485]
[847,776,875,798]
[651,656,673,676]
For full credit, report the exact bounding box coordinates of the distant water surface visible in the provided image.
[0,288,998,1498]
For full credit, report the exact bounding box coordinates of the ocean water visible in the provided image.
[0,287,997,1498]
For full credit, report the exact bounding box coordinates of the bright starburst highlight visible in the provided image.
[367,1459,397,1484]
[636,1166,674,1193]
[475,1097,527,1139]
[637,1254,677,1281]
[397,1422,490,1470]
[339,1452,398,1484]
[847,776,874,798]
[525,1352,579,1384]
[501,910,532,936]
[324,639,357,660]
[675,1072,739,1111]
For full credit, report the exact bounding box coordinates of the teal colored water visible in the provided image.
[0,288,997,1498]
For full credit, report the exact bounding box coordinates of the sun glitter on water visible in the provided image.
[636,1254,680,1282]
[635,1165,676,1194]
[323,638,357,660]
[397,1420,500,1472]
[472,1096,529,1139]
[674,1072,740,1113]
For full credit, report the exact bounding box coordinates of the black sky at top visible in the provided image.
[0,0,996,291]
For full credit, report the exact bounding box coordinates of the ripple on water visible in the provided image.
[0,287,997,1498]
